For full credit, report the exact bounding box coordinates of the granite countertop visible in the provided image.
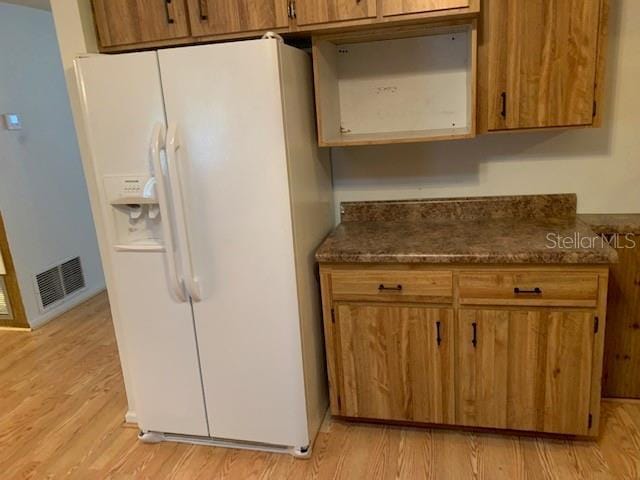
[316,194,618,265]
[579,214,640,235]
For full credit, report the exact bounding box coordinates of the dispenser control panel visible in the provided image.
[121,178,143,196]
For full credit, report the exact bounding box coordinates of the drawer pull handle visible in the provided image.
[514,287,542,295]
[472,322,477,348]
[164,0,175,24]
[198,0,208,20]
[436,321,442,346]
[378,284,402,292]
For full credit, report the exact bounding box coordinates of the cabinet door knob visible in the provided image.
[500,92,507,118]
[436,321,442,346]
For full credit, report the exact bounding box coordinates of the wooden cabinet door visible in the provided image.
[186,0,289,36]
[92,0,190,48]
[335,304,455,424]
[603,241,640,398]
[486,0,603,130]
[383,0,469,17]
[295,0,377,26]
[456,309,595,435]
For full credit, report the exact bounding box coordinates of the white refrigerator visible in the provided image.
[74,37,333,456]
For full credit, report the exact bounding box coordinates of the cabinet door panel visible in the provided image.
[487,0,602,130]
[383,0,469,17]
[336,304,455,424]
[457,309,595,435]
[187,0,289,36]
[92,0,190,48]
[296,0,377,26]
[542,311,594,434]
[603,242,640,397]
[456,309,510,428]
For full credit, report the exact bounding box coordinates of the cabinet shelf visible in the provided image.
[312,22,477,147]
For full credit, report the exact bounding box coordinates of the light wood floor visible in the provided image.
[2,292,640,479]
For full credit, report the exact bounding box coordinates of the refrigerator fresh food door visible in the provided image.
[158,40,309,447]
[75,52,209,437]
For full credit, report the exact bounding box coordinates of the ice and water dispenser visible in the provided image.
[104,175,163,251]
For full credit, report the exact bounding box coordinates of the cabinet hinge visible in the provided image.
[593,100,597,118]
[288,0,296,19]
[588,413,593,429]
[594,316,599,334]
[331,308,335,323]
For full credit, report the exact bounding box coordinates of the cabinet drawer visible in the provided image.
[331,270,453,303]
[459,271,599,307]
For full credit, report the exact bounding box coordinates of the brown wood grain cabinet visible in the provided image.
[91,0,479,52]
[335,304,455,423]
[383,0,470,17]
[479,0,609,132]
[456,309,595,435]
[186,0,289,36]
[92,0,191,49]
[294,0,376,26]
[603,241,640,398]
[320,265,609,437]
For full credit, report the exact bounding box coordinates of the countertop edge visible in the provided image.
[315,255,617,265]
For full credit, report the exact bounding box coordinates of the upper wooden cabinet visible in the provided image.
[186,0,289,36]
[91,0,191,48]
[480,0,608,131]
[91,0,479,52]
[383,0,470,17]
[295,0,376,26]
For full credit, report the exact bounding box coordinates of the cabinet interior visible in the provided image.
[313,23,477,146]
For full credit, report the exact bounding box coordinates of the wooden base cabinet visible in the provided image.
[602,240,640,398]
[456,309,596,435]
[335,304,455,423]
[320,265,609,437]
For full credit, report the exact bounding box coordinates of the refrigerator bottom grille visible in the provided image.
[139,431,310,458]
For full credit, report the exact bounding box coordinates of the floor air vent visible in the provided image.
[35,257,86,311]
[61,257,85,295]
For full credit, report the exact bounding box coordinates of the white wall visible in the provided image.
[332,0,640,219]
[0,2,104,327]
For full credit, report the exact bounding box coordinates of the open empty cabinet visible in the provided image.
[312,22,477,147]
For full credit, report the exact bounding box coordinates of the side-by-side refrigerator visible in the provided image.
[74,37,333,456]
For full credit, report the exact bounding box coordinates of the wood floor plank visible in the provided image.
[1,292,640,479]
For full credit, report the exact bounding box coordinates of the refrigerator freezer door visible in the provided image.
[158,40,309,447]
[75,52,209,437]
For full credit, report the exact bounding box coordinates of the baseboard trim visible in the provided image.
[125,410,138,425]
[28,284,106,329]
[0,326,32,332]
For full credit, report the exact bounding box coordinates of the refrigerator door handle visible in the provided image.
[165,122,202,302]
[150,123,187,303]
